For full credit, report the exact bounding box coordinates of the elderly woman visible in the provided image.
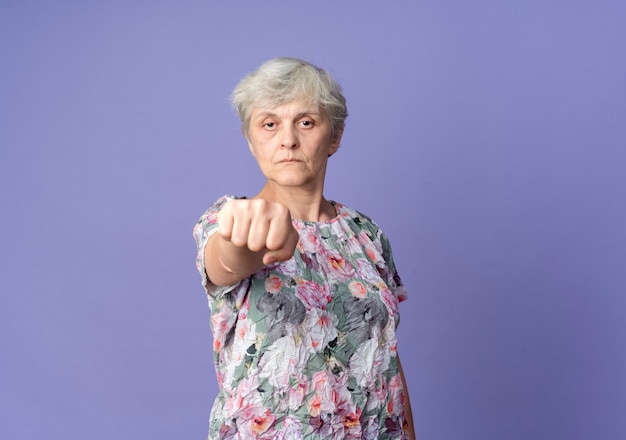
[193,57,415,440]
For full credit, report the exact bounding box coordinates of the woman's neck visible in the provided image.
[253,183,335,222]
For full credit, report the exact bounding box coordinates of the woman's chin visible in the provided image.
[268,174,312,188]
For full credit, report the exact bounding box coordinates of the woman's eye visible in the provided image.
[300,120,314,128]
[263,122,276,129]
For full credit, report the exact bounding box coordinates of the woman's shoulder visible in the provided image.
[335,202,380,228]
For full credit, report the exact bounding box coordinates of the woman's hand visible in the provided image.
[218,199,299,265]
[205,199,299,285]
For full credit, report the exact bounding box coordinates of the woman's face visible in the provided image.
[246,99,342,191]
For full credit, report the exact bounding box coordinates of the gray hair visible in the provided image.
[231,57,348,139]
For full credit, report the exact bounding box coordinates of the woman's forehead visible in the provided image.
[251,99,322,118]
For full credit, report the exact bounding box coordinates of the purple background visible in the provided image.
[2,1,625,439]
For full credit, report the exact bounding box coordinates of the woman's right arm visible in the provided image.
[204,199,299,286]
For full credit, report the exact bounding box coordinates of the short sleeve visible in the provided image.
[380,231,408,303]
[192,195,240,298]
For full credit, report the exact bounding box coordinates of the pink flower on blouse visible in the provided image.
[303,310,337,353]
[325,249,356,279]
[276,415,303,440]
[211,310,233,347]
[251,409,276,435]
[287,379,309,410]
[348,280,367,298]
[357,230,384,263]
[264,274,283,293]
[387,373,405,417]
[295,278,331,310]
[380,285,399,318]
[307,394,323,417]
[298,226,321,253]
[342,407,362,429]
[223,376,261,416]
[308,371,337,416]
[353,257,379,283]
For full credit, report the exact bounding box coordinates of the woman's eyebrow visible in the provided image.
[253,110,277,120]
[295,111,322,118]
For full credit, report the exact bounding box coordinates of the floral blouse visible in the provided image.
[193,195,410,440]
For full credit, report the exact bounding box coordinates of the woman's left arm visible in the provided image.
[398,355,416,440]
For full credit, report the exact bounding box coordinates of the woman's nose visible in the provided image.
[280,126,298,149]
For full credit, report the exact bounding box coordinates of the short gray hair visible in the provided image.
[231,57,348,139]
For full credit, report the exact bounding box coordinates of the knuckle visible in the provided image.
[248,241,264,252]
[275,203,289,217]
[229,235,246,247]
[251,198,268,211]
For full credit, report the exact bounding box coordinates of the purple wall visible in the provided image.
[2,1,625,439]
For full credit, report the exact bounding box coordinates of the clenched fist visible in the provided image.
[205,199,300,285]
[217,199,299,265]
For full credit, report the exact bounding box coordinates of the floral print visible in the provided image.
[194,195,409,439]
